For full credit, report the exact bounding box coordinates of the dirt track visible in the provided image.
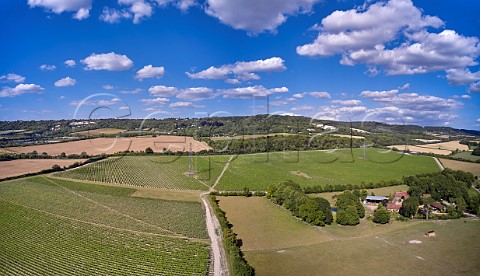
[6,136,212,156]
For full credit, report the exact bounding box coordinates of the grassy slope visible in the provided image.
[55,155,230,190]
[439,158,480,177]
[450,151,480,161]
[217,148,439,191]
[217,197,480,276]
[310,184,409,205]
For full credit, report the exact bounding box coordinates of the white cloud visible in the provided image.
[221,85,288,99]
[99,7,132,23]
[331,99,362,106]
[40,64,56,71]
[187,57,286,82]
[360,89,398,98]
[156,0,196,11]
[119,0,153,24]
[399,83,410,90]
[312,105,368,121]
[205,0,321,34]
[291,105,313,111]
[177,87,215,101]
[54,77,77,87]
[0,73,25,83]
[64,60,76,67]
[292,93,304,99]
[169,101,204,108]
[469,81,480,93]
[120,88,143,94]
[81,52,133,71]
[102,85,114,90]
[148,85,177,97]
[446,68,480,85]
[307,91,331,98]
[140,97,169,105]
[135,65,165,80]
[28,0,92,20]
[69,98,122,106]
[297,0,480,79]
[0,84,45,97]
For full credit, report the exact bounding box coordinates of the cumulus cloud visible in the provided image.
[177,87,215,101]
[399,83,410,90]
[169,101,204,108]
[81,52,133,71]
[187,57,286,82]
[312,105,368,121]
[148,85,177,97]
[135,65,165,80]
[221,85,288,99]
[156,0,196,11]
[291,105,313,111]
[307,91,331,98]
[54,77,77,87]
[0,84,45,97]
[28,0,92,20]
[64,60,76,67]
[120,88,143,94]
[360,89,398,98]
[0,73,25,83]
[469,81,480,93]
[99,7,132,23]
[40,64,56,71]
[446,68,480,85]
[140,97,169,105]
[69,97,122,106]
[205,0,321,34]
[297,0,480,80]
[331,99,362,106]
[103,0,153,24]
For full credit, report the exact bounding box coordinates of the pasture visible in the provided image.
[216,148,439,191]
[451,151,480,161]
[0,159,86,179]
[439,158,480,177]
[6,135,212,155]
[217,197,480,276]
[0,176,210,275]
[71,127,127,136]
[309,184,409,205]
[55,155,231,190]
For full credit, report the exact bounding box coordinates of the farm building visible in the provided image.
[386,203,402,212]
[430,202,444,212]
[364,196,387,204]
[387,191,410,211]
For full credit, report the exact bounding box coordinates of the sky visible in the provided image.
[0,0,479,129]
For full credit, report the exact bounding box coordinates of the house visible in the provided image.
[364,196,387,204]
[386,191,410,212]
[430,202,444,211]
[386,203,402,212]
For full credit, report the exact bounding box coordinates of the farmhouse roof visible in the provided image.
[386,203,402,211]
[430,203,443,209]
[365,196,387,201]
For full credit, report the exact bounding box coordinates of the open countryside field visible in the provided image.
[387,145,452,155]
[71,127,127,136]
[218,197,480,276]
[439,158,480,177]
[451,151,480,161]
[0,159,86,179]
[56,155,231,190]
[0,176,210,275]
[210,133,292,141]
[6,136,212,155]
[217,148,440,191]
[388,140,469,155]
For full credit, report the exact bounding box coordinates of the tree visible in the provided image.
[298,198,326,226]
[400,197,419,218]
[145,147,154,154]
[472,147,480,156]
[373,206,390,224]
[336,205,360,226]
[51,164,61,171]
[59,152,66,158]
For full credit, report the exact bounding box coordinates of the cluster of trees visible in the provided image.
[0,151,92,161]
[473,147,480,156]
[402,169,479,217]
[210,187,266,197]
[335,191,365,226]
[209,196,254,275]
[303,180,402,194]
[267,181,333,226]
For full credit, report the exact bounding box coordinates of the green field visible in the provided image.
[218,196,480,276]
[217,148,440,191]
[55,155,230,190]
[451,151,480,161]
[0,177,210,274]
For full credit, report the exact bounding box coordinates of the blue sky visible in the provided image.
[0,0,479,129]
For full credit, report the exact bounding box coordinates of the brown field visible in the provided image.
[439,158,480,177]
[332,134,365,139]
[71,128,126,136]
[217,196,480,276]
[387,145,452,155]
[0,159,86,179]
[388,141,469,155]
[420,140,469,151]
[5,136,212,156]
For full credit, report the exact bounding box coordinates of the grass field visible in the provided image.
[0,176,210,274]
[71,127,127,136]
[450,151,480,161]
[218,196,480,276]
[0,159,86,179]
[216,148,439,191]
[56,155,231,190]
[439,158,480,177]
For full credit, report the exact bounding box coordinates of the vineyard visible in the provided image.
[55,155,230,190]
[0,177,211,274]
[216,148,440,191]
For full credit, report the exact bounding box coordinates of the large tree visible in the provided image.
[336,205,360,226]
[400,197,419,218]
[373,206,390,224]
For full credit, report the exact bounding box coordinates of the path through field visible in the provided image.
[433,157,444,170]
[212,155,234,191]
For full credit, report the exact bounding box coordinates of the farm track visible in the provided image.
[434,157,445,170]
